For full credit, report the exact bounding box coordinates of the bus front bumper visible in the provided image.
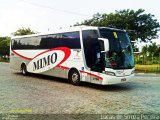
[101,74,134,85]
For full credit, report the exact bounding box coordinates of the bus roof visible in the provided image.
[11,26,125,39]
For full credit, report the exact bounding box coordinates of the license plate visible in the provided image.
[121,78,126,82]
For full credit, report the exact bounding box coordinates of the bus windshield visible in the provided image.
[99,28,134,69]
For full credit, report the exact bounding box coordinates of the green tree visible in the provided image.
[148,43,158,56]
[155,46,160,57]
[0,37,8,42]
[75,9,160,42]
[12,27,36,36]
[0,37,10,56]
[142,45,148,54]
[140,43,159,64]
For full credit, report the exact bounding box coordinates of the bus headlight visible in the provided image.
[105,71,115,76]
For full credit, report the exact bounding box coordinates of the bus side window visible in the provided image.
[91,43,101,70]
[82,30,99,69]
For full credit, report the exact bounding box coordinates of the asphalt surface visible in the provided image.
[0,62,160,116]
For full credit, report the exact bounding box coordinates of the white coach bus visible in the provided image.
[10,26,135,85]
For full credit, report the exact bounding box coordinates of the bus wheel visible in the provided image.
[21,64,28,76]
[69,69,81,85]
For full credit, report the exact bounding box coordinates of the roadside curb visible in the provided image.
[135,73,160,76]
[136,73,145,74]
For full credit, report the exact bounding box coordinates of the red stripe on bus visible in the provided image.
[12,50,102,80]
[12,47,71,64]
[12,50,32,60]
[80,70,103,80]
[57,66,103,80]
[32,47,71,61]
[57,65,70,70]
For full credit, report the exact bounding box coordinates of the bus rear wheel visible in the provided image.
[21,64,28,76]
[69,69,81,86]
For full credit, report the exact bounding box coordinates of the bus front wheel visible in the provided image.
[21,64,28,76]
[69,69,81,86]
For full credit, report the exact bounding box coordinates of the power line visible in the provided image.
[20,0,92,17]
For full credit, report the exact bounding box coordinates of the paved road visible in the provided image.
[0,62,160,115]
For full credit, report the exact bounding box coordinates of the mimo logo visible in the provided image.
[27,47,71,73]
[33,52,57,71]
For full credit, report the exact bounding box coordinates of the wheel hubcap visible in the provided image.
[72,73,79,82]
[22,69,25,74]
[22,67,26,74]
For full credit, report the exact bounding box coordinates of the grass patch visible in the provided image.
[135,64,160,73]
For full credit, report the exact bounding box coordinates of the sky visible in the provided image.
[0,0,160,45]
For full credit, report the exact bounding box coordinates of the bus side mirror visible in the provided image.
[98,38,109,52]
[98,40,104,52]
